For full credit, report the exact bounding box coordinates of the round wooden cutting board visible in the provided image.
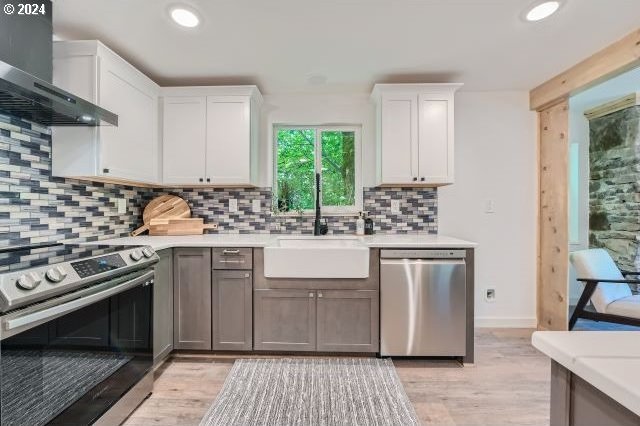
[130,195,191,236]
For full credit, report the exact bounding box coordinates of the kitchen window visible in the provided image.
[274,126,362,215]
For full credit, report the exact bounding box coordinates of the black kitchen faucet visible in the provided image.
[314,173,328,236]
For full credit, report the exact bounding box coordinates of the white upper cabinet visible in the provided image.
[372,83,461,186]
[206,96,251,185]
[162,97,207,184]
[52,40,160,184]
[379,93,418,184]
[161,87,261,186]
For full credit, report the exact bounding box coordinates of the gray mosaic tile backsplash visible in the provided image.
[1,116,437,247]
[0,114,149,248]
[147,186,437,235]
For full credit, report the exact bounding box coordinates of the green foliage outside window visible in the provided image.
[276,128,356,213]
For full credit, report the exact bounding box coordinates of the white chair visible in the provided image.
[569,248,640,330]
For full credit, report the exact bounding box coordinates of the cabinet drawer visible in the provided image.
[212,248,252,270]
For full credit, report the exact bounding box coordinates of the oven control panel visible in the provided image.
[0,246,158,313]
[71,254,127,278]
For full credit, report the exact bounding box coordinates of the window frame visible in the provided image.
[273,124,363,215]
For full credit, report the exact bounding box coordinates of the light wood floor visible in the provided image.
[124,329,550,426]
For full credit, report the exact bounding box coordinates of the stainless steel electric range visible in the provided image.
[0,243,158,426]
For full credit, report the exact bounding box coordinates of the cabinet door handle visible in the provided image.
[318,292,323,298]
[412,177,418,181]
[199,178,204,182]
[420,177,425,182]
[206,178,211,183]
[244,273,250,278]
[103,168,109,174]
[308,292,314,298]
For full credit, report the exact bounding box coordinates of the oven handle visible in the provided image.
[4,270,154,332]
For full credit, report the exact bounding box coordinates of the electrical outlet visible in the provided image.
[390,200,400,213]
[270,222,282,232]
[228,198,238,213]
[117,198,127,214]
[252,199,261,213]
[485,288,496,302]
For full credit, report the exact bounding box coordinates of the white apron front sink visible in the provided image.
[263,236,369,278]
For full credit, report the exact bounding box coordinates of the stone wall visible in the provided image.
[589,106,640,271]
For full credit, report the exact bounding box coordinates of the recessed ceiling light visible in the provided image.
[525,1,561,22]
[170,7,200,28]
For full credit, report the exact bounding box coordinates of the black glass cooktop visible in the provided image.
[0,243,143,273]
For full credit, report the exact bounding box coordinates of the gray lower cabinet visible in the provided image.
[551,360,639,426]
[153,249,173,364]
[212,270,252,350]
[316,290,379,352]
[173,248,212,350]
[254,289,379,353]
[254,289,316,351]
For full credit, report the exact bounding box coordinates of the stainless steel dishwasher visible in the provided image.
[380,249,466,357]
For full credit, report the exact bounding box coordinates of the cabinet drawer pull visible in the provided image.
[222,249,240,255]
[318,292,323,298]
[420,177,425,182]
[308,292,314,298]
[199,178,204,182]
[412,177,417,181]
[245,273,250,278]
[217,259,245,264]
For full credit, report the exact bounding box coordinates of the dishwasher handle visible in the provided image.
[380,249,466,259]
[380,258,465,266]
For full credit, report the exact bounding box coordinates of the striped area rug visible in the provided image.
[199,358,420,426]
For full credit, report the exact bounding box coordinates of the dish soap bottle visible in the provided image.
[364,212,374,235]
[356,212,365,235]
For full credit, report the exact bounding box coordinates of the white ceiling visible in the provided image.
[52,0,640,94]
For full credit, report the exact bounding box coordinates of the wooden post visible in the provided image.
[537,100,569,331]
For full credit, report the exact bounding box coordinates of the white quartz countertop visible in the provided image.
[532,331,640,416]
[95,234,477,251]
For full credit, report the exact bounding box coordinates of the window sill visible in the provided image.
[271,211,360,218]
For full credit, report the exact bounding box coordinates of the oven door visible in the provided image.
[0,269,154,426]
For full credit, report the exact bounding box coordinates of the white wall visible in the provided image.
[259,91,538,327]
[439,92,538,328]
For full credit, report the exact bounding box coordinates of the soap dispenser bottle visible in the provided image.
[364,212,374,235]
[356,212,365,235]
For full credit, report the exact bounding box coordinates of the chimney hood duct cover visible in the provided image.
[0,59,118,126]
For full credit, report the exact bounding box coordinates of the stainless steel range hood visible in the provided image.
[0,59,117,126]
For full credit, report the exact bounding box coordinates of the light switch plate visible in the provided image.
[485,199,496,214]
[390,200,400,213]
[252,199,261,213]
[117,198,127,214]
[229,198,238,213]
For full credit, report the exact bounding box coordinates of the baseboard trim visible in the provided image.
[475,317,537,328]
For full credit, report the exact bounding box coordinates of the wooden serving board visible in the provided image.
[148,218,218,236]
[131,195,191,236]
